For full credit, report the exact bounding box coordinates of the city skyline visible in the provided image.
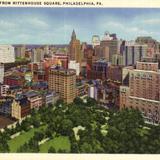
[0,8,160,44]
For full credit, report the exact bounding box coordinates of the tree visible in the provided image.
[146,125,160,153]
[28,138,40,152]
[45,128,53,138]
[80,142,93,153]
[86,97,97,107]
[20,119,31,131]
[71,142,79,153]
[0,138,10,153]
[48,146,56,153]
[33,131,44,141]
[15,122,21,132]
[57,149,67,153]
[55,99,64,107]
[104,108,145,153]
[59,119,73,136]
[73,97,84,106]
[31,114,41,128]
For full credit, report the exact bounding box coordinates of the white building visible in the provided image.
[88,86,97,100]
[68,60,80,76]
[0,64,4,83]
[102,31,113,41]
[92,35,100,48]
[0,84,9,97]
[0,45,15,63]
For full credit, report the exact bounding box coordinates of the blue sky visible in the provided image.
[0,8,160,44]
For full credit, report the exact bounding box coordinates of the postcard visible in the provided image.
[0,0,160,159]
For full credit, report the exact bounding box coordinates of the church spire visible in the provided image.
[71,29,76,40]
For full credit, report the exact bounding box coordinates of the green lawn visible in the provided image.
[39,136,71,153]
[8,125,46,152]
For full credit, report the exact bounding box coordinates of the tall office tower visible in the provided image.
[136,36,160,56]
[120,41,148,66]
[48,67,76,103]
[31,48,45,63]
[0,45,15,63]
[100,32,118,62]
[14,45,26,58]
[0,45,15,83]
[92,35,100,48]
[120,61,160,124]
[43,45,49,55]
[81,42,88,52]
[69,30,82,64]
[112,54,123,66]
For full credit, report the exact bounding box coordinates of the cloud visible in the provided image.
[25,17,49,29]
[142,19,160,24]
[0,8,160,44]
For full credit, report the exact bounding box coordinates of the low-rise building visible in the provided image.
[76,83,88,97]
[0,97,13,116]
[42,91,60,106]
[11,96,30,120]
[24,90,43,109]
[4,74,25,87]
[0,84,10,97]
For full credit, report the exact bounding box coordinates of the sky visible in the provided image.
[0,8,160,44]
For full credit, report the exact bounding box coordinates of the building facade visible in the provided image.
[120,61,160,124]
[100,32,118,62]
[0,45,15,63]
[87,59,110,80]
[12,97,30,120]
[0,64,4,83]
[68,60,80,76]
[69,30,82,64]
[24,91,43,109]
[48,68,76,103]
[120,41,148,66]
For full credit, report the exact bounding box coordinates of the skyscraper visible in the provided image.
[92,35,100,48]
[0,45,15,63]
[48,67,76,103]
[100,32,118,62]
[31,47,45,63]
[120,41,148,66]
[69,30,82,64]
[14,45,26,58]
[120,61,160,124]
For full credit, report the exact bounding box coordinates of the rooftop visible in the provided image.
[50,67,76,75]
[23,90,40,98]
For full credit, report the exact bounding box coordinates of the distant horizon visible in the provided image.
[0,8,160,44]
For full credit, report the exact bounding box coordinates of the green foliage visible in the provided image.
[103,108,145,153]
[59,119,73,136]
[20,118,31,131]
[73,97,84,106]
[86,97,97,107]
[0,138,10,153]
[55,99,64,107]
[33,131,45,141]
[48,146,56,153]
[5,99,160,154]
